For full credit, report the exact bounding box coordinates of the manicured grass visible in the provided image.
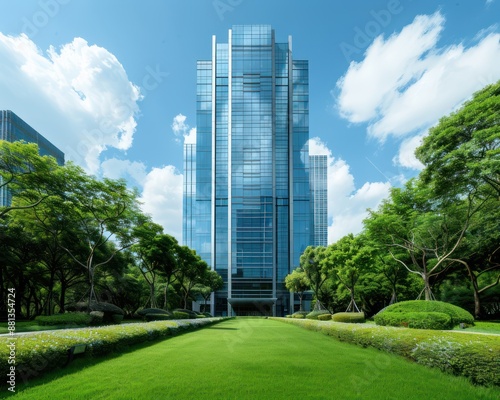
[455,321,500,335]
[6,318,498,399]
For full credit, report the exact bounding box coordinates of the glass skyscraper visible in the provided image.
[184,25,311,316]
[310,155,328,247]
[0,110,65,207]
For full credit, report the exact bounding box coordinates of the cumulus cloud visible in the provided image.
[0,33,141,173]
[336,11,500,142]
[171,113,196,144]
[309,137,391,243]
[101,159,148,186]
[139,166,183,241]
[392,134,425,170]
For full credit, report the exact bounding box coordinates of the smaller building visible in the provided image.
[310,154,328,247]
[0,110,65,207]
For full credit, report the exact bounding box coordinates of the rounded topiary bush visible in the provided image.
[202,312,213,317]
[89,311,104,325]
[375,311,453,330]
[35,312,91,326]
[172,311,190,319]
[173,309,198,318]
[306,310,330,320]
[292,311,308,319]
[378,300,474,327]
[332,312,365,323]
[317,313,333,321]
[137,308,170,316]
[145,313,173,321]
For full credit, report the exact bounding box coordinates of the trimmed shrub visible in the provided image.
[35,313,91,326]
[306,310,329,320]
[202,312,213,318]
[332,312,365,324]
[89,311,104,325]
[137,308,170,316]
[173,309,198,318]
[173,311,190,319]
[272,317,499,387]
[145,313,173,321]
[379,300,474,326]
[67,302,125,324]
[317,314,332,321]
[195,314,206,318]
[292,311,308,319]
[375,311,452,330]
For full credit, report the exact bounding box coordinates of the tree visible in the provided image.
[197,270,224,313]
[175,246,209,310]
[142,234,180,310]
[132,221,165,308]
[323,234,373,313]
[416,80,500,199]
[60,166,142,309]
[299,246,328,308]
[284,267,309,311]
[0,141,63,217]
[364,179,477,301]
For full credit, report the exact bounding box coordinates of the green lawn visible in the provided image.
[5,318,499,399]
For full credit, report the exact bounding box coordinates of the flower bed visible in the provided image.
[0,317,228,384]
[271,317,499,387]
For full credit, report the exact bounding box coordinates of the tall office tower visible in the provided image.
[0,110,65,207]
[183,25,311,316]
[310,155,328,247]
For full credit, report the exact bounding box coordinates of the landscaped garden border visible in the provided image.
[0,317,229,385]
[271,317,500,387]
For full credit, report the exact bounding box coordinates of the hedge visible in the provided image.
[0,317,229,384]
[378,300,474,326]
[317,314,333,321]
[332,312,365,324]
[271,317,499,387]
[375,311,453,330]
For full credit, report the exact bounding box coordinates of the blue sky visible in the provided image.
[1,0,499,243]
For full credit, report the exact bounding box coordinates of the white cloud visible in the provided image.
[309,137,391,243]
[0,33,141,173]
[392,133,425,170]
[101,158,148,186]
[336,11,500,142]
[171,113,196,144]
[139,166,183,241]
[184,127,197,144]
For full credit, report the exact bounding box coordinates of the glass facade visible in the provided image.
[310,155,328,247]
[183,25,312,316]
[0,110,65,207]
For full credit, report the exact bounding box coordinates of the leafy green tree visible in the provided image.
[300,246,328,308]
[0,140,63,217]
[141,233,180,310]
[416,80,500,199]
[284,267,310,311]
[197,270,224,313]
[364,179,478,301]
[60,166,142,308]
[132,221,165,308]
[323,234,373,313]
[175,246,209,310]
